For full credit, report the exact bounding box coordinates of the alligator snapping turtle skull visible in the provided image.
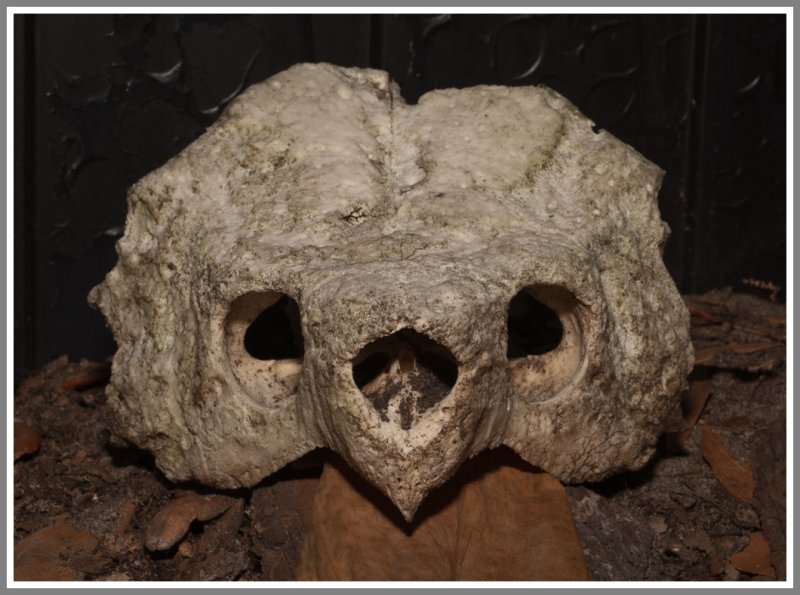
[90,63,693,521]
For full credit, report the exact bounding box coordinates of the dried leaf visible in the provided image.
[686,294,727,308]
[144,494,236,551]
[675,380,712,447]
[701,426,755,502]
[727,341,781,355]
[731,324,782,341]
[693,341,782,367]
[14,422,41,461]
[730,532,776,578]
[687,303,725,323]
[60,365,111,391]
[297,450,588,580]
[15,523,98,581]
[694,345,722,365]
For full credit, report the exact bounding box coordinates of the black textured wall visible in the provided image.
[14,14,787,375]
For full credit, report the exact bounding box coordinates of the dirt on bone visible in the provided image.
[12,289,786,581]
[364,364,452,430]
[357,333,455,429]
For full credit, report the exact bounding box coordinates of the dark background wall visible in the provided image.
[14,14,787,378]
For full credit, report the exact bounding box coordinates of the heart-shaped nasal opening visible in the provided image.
[352,328,458,430]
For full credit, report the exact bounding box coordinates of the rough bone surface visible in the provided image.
[90,63,693,521]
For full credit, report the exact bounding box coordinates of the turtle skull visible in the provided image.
[90,63,693,521]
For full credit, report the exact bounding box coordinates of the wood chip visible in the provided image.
[730,532,776,578]
[14,422,41,461]
[701,425,755,502]
[143,494,236,551]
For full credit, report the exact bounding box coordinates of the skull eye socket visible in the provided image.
[243,294,304,360]
[507,285,583,404]
[507,291,564,357]
[225,291,304,408]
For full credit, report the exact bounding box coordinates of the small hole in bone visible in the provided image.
[352,329,457,430]
[507,290,564,357]
[243,294,304,360]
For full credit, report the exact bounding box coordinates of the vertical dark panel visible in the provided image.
[639,15,696,288]
[14,15,36,382]
[309,15,372,67]
[34,15,146,368]
[244,15,316,85]
[688,14,786,297]
[685,15,711,294]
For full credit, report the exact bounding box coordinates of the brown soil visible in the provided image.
[13,288,786,581]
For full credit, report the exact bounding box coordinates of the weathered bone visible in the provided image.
[89,63,693,521]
